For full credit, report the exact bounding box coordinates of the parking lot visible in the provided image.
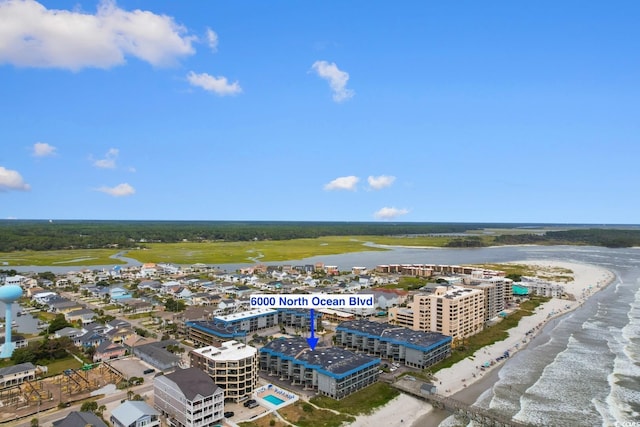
[109,357,157,380]
[224,399,271,424]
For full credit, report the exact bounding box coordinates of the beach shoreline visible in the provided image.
[347,259,616,427]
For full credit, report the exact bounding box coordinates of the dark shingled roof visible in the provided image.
[164,367,220,400]
[336,320,451,351]
[52,411,107,427]
[0,362,35,376]
[261,337,378,377]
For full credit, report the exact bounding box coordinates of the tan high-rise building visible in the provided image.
[389,285,484,343]
[461,277,513,321]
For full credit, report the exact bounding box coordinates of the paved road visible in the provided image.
[11,383,154,427]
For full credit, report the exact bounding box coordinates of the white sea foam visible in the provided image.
[598,284,640,425]
[515,333,613,426]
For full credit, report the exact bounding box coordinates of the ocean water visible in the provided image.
[438,247,640,427]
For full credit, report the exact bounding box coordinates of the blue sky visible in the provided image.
[1,0,638,223]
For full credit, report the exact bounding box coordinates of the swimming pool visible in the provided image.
[263,394,285,405]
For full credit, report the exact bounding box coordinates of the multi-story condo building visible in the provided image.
[186,321,247,347]
[189,340,259,402]
[335,320,451,369]
[277,308,322,329]
[154,367,224,427]
[518,279,564,298]
[214,308,278,332]
[260,338,380,400]
[461,276,513,321]
[389,286,485,343]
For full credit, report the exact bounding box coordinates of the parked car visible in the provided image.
[224,412,234,418]
[248,402,259,409]
[243,399,257,407]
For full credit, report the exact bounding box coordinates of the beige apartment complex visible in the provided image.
[389,285,485,343]
[461,276,514,321]
[189,340,259,402]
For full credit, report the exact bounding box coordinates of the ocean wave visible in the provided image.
[598,285,640,425]
[515,333,614,426]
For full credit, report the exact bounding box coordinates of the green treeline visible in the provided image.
[1,220,639,251]
[0,220,497,251]
[493,228,640,248]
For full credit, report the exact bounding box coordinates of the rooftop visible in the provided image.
[215,307,277,322]
[0,362,35,376]
[162,367,221,400]
[52,411,107,427]
[261,337,379,379]
[337,320,452,351]
[111,400,159,426]
[191,340,257,360]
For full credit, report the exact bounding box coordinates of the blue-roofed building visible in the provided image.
[186,320,247,346]
[110,287,131,302]
[335,320,451,369]
[260,337,380,399]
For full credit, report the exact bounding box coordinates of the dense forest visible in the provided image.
[0,220,638,251]
[493,228,640,248]
[0,220,494,251]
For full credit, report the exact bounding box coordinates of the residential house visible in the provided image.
[48,299,84,314]
[105,327,135,344]
[106,319,132,331]
[154,367,225,427]
[55,327,84,340]
[93,341,126,362]
[0,335,28,354]
[32,291,57,304]
[0,363,37,388]
[110,287,132,302]
[111,401,160,427]
[217,299,237,312]
[122,298,154,314]
[65,308,97,325]
[138,280,162,291]
[160,281,180,295]
[139,263,158,278]
[52,412,108,427]
[133,340,181,371]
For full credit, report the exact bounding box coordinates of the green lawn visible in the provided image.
[0,249,123,266]
[0,233,516,267]
[42,357,83,376]
[309,382,399,416]
[125,237,389,264]
[278,401,355,427]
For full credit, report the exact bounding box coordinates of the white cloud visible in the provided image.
[0,0,195,70]
[368,175,396,190]
[324,176,359,191]
[311,60,354,102]
[32,142,57,157]
[93,148,119,169]
[186,71,242,96]
[0,166,31,191]
[205,28,218,52]
[96,183,135,197]
[374,207,409,220]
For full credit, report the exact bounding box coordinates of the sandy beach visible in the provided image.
[347,260,616,427]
